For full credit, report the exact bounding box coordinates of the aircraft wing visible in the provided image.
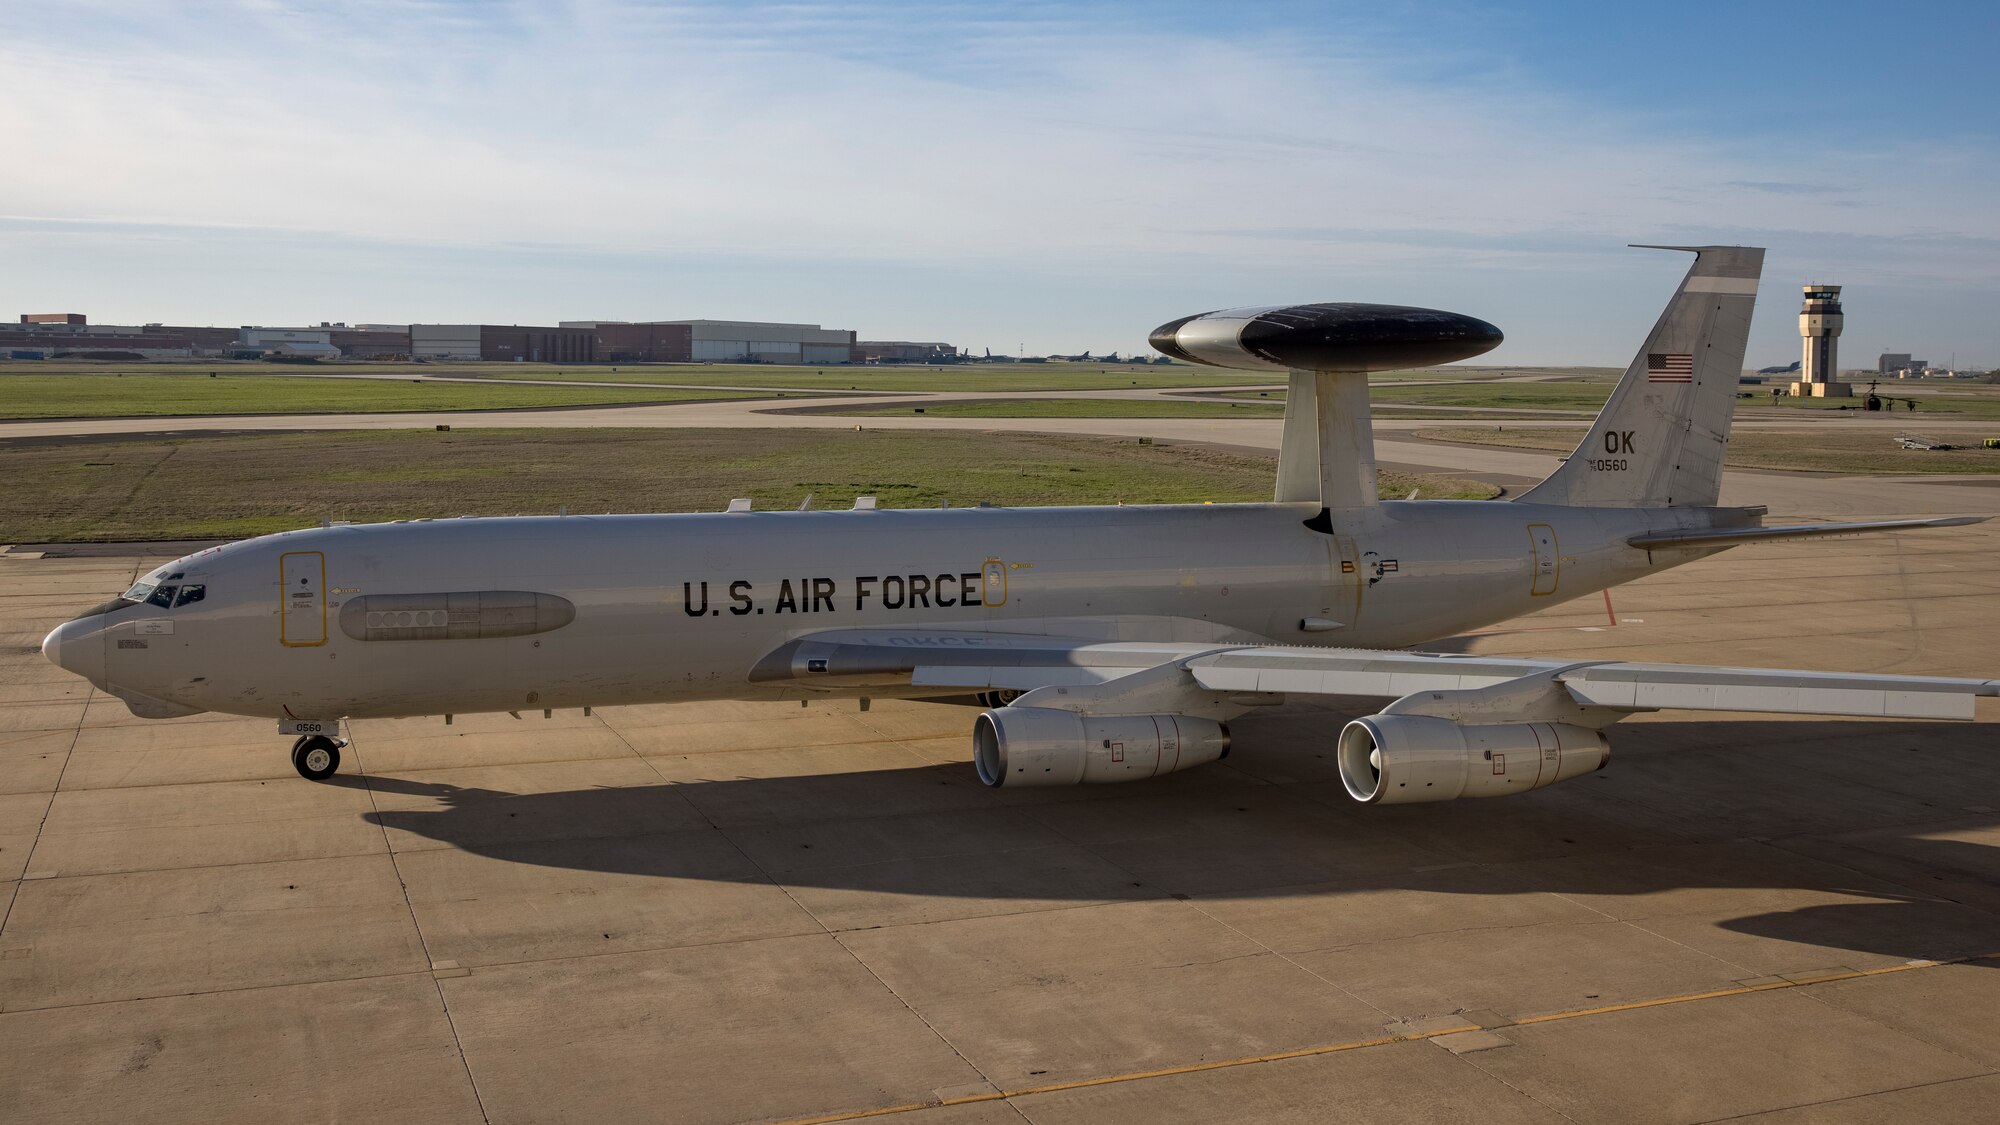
[1184,648,1999,720]
[1628,515,1987,550]
[757,629,1998,720]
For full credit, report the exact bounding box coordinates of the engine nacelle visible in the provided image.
[973,707,1230,787]
[1337,715,1608,805]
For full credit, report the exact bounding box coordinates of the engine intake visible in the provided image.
[1337,714,1608,805]
[973,708,1229,787]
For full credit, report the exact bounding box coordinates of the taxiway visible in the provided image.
[2,453,1997,1122]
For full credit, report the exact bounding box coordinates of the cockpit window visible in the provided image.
[146,585,178,608]
[174,585,205,607]
[124,581,158,602]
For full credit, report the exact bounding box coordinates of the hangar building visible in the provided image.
[558,323,695,363]
[676,320,855,364]
[410,325,596,362]
[329,327,411,358]
[3,314,236,359]
[562,319,856,364]
[238,327,341,359]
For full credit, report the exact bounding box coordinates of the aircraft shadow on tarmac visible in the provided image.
[339,713,2000,969]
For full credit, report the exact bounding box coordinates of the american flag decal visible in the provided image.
[1647,353,1694,383]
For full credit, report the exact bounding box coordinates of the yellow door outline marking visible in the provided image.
[1528,523,1560,597]
[279,551,327,647]
[981,559,1007,607]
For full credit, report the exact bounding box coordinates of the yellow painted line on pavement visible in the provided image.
[774,955,1977,1125]
[773,1023,1479,1125]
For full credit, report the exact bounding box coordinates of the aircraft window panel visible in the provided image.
[175,585,206,607]
[147,585,179,608]
[124,581,158,602]
[337,591,575,641]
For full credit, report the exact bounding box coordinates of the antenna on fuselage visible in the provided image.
[1149,304,1503,528]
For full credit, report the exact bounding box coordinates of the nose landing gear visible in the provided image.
[290,734,345,780]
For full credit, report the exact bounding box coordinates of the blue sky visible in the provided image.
[2,1,1994,366]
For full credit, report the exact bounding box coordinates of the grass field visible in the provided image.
[825,398,1575,421]
[0,428,1499,542]
[1414,426,2000,475]
[1,358,1609,392]
[1,360,1282,393]
[465,364,1286,392]
[0,374,776,419]
[1369,381,1615,412]
[828,399,1288,419]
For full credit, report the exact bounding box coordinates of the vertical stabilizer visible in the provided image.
[1518,245,1763,508]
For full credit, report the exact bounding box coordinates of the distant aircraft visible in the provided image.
[1758,360,1801,375]
[43,246,1995,801]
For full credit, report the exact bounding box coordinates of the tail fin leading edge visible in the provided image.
[1519,245,1764,508]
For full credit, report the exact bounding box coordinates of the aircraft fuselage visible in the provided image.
[49,500,1718,721]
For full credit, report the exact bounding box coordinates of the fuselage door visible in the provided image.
[1528,523,1559,596]
[280,551,326,646]
[981,559,1008,607]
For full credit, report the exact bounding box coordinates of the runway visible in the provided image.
[4,387,1996,522]
[2,481,1998,1122]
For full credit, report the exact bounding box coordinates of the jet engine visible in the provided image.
[1337,715,1608,805]
[973,707,1229,787]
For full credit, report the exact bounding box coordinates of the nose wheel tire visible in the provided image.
[291,735,342,781]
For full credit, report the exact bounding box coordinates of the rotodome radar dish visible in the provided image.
[1150,303,1503,372]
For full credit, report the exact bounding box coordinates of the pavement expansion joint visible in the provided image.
[770,951,2000,1125]
[1432,1029,1512,1055]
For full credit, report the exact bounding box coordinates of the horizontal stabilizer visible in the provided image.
[1628,515,1988,550]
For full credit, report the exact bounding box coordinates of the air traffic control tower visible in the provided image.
[1791,284,1851,397]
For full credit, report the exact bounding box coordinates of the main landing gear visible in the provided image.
[290,734,345,780]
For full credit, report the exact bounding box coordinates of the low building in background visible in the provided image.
[857,341,959,363]
[410,324,596,362]
[559,319,856,364]
[329,326,410,358]
[668,320,855,364]
[237,327,342,360]
[559,322,693,363]
[4,311,918,368]
[1876,352,1935,378]
[0,327,196,359]
[3,314,207,359]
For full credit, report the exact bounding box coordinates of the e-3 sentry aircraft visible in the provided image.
[41,246,1997,799]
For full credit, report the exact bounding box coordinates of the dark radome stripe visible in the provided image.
[1239,304,1502,371]
[1151,302,1503,372]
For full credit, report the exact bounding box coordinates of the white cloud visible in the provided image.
[1,2,1994,360]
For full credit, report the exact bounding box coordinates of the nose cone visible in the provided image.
[43,618,107,685]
